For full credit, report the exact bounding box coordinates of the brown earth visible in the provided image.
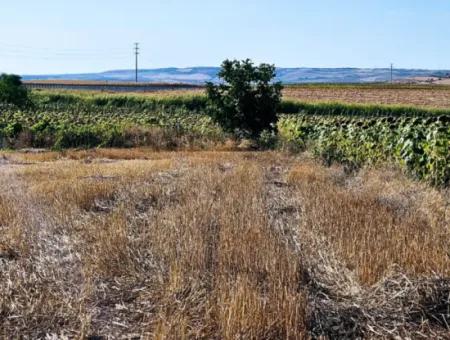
[283,86,450,109]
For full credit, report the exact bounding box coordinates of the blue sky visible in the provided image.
[1,0,449,74]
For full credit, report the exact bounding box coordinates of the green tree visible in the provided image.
[206,59,283,137]
[0,74,29,107]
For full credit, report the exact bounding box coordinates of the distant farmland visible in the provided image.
[24,80,203,93]
[283,84,450,109]
[25,81,450,109]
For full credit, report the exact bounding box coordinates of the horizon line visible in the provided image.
[19,66,450,77]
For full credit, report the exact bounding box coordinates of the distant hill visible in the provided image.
[22,67,450,84]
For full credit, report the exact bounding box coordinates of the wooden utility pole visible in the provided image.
[134,42,140,83]
[390,63,393,84]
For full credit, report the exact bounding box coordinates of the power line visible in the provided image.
[0,41,129,54]
[0,41,131,59]
[0,41,147,72]
[0,52,130,60]
[0,50,130,58]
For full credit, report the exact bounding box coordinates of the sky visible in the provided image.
[0,0,449,74]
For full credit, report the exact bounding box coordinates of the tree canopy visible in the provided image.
[0,74,29,107]
[206,59,283,137]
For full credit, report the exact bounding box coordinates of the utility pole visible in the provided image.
[390,63,393,84]
[134,42,140,83]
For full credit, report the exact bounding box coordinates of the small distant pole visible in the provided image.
[134,42,140,83]
[390,63,393,84]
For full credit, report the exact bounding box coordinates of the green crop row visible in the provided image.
[29,90,209,113]
[279,100,450,117]
[0,106,223,149]
[28,91,450,117]
[278,114,449,186]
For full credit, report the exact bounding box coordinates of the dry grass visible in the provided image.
[0,150,448,338]
[288,163,450,285]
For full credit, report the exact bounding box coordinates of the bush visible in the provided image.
[53,125,124,149]
[4,121,23,137]
[206,59,283,137]
[0,74,29,108]
[258,129,278,150]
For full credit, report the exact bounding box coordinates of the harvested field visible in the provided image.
[1,149,448,338]
[283,86,450,109]
[31,84,450,109]
[25,81,203,93]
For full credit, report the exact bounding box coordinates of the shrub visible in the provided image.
[54,126,97,149]
[0,74,29,108]
[206,59,283,137]
[4,121,23,138]
[258,129,278,150]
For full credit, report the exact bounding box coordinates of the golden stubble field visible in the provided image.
[0,149,449,338]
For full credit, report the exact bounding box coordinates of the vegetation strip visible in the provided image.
[278,114,449,186]
[0,68,449,188]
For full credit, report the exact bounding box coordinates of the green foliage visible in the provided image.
[279,100,450,117]
[4,121,23,138]
[30,90,450,118]
[0,74,29,108]
[30,90,208,113]
[278,114,449,186]
[1,89,447,187]
[257,129,279,150]
[206,59,283,136]
[0,92,224,149]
